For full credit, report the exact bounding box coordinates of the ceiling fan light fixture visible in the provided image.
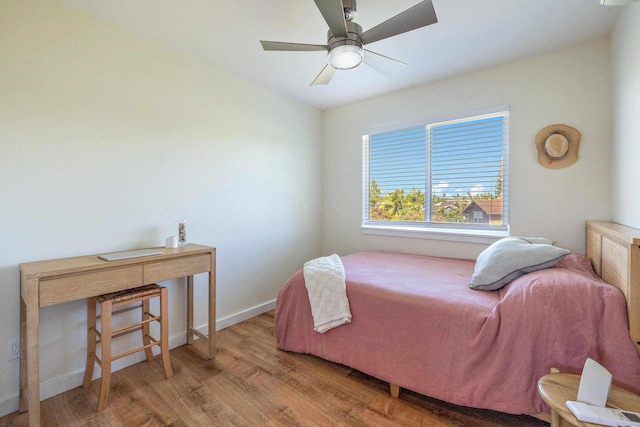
[328,44,364,70]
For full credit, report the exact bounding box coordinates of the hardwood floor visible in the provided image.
[1,311,548,426]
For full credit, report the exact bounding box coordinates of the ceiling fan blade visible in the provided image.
[360,0,438,46]
[310,64,337,86]
[313,0,348,38]
[260,41,328,51]
[363,50,407,77]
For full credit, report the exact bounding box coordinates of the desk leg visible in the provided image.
[186,265,215,359]
[208,268,216,359]
[19,298,26,413]
[20,279,41,426]
[187,275,194,345]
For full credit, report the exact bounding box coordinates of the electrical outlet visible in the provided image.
[8,338,19,360]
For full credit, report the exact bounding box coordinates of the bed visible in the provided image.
[274,221,640,416]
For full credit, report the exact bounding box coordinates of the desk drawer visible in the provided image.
[39,266,143,307]
[144,254,211,283]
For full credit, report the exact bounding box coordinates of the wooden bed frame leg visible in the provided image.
[390,383,400,398]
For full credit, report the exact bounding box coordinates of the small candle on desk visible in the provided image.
[165,236,178,248]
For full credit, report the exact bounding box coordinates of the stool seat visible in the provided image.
[96,283,164,304]
[83,283,173,411]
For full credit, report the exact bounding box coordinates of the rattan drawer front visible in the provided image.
[144,254,211,283]
[39,266,143,307]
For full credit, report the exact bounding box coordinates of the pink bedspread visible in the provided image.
[275,251,640,415]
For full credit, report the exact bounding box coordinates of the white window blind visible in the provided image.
[363,110,509,233]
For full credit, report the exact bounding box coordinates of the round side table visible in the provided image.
[538,372,640,427]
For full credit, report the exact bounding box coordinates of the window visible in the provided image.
[362,109,509,238]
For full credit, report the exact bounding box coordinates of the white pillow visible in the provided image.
[468,237,570,291]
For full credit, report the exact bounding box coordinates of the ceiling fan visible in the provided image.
[260,0,438,85]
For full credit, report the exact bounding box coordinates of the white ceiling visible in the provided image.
[58,0,621,110]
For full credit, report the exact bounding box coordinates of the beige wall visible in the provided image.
[0,0,322,414]
[610,3,640,228]
[322,40,611,259]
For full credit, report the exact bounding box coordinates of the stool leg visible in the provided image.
[142,299,154,362]
[160,287,173,379]
[83,297,97,388]
[97,299,113,412]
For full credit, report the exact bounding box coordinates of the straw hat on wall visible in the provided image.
[535,124,581,169]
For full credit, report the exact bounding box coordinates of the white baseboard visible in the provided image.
[0,299,276,418]
[0,396,18,420]
[215,299,276,331]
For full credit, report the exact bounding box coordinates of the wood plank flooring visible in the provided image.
[0,311,548,426]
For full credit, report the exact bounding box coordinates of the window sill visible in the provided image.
[361,224,509,245]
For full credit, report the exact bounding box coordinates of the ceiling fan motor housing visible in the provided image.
[327,21,362,48]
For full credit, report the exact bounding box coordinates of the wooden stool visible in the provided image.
[82,283,173,411]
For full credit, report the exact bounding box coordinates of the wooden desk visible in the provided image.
[18,244,216,427]
[538,373,640,427]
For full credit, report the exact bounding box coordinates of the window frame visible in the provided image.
[361,106,510,243]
